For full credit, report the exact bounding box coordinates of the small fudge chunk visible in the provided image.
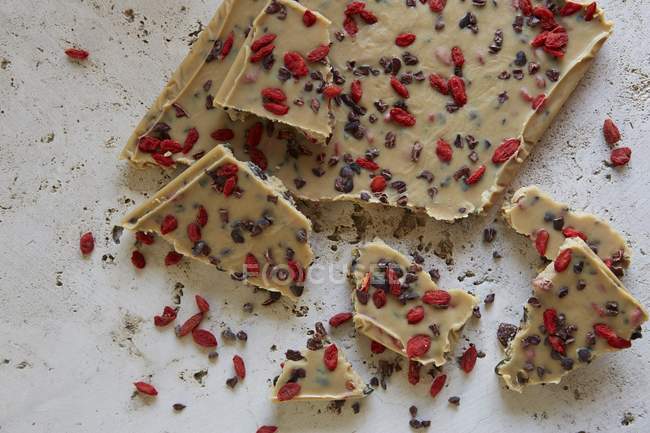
[348,239,477,366]
[503,185,630,276]
[496,238,647,393]
[121,145,313,300]
[120,0,268,168]
[215,0,333,142]
[272,345,366,401]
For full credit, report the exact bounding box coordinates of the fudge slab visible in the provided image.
[121,145,313,300]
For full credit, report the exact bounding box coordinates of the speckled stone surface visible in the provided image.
[1,1,649,432]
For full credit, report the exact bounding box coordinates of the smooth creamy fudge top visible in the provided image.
[496,237,648,393]
[121,145,313,300]
[215,0,334,142]
[503,185,630,276]
[349,239,476,366]
[271,344,366,402]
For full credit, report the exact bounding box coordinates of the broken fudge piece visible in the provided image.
[348,239,477,365]
[121,145,313,300]
[496,237,647,393]
[503,185,630,276]
[120,0,269,167]
[215,0,333,142]
[272,344,366,401]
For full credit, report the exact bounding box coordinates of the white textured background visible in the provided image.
[1,0,649,432]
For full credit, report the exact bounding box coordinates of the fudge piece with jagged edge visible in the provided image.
[348,239,477,365]
[503,185,630,276]
[121,145,313,300]
[215,0,334,143]
[496,237,647,392]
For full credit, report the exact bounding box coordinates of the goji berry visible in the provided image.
[250,148,268,170]
[350,80,362,103]
[548,335,565,354]
[164,251,183,266]
[211,128,234,141]
[138,136,160,153]
[187,223,202,243]
[223,175,237,196]
[370,175,386,192]
[464,165,486,185]
[535,229,549,256]
[543,309,558,334]
[233,355,246,379]
[603,118,621,145]
[196,206,208,227]
[277,382,301,401]
[152,153,174,167]
[288,260,306,283]
[395,33,416,47]
[429,0,447,13]
[372,289,387,308]
[359,9,377,24]
[160,139,182,153]
[429,374,446,398]
[343,16,358,36]
[160,215,178,234]
[435,139,453,162]
[448,76,467,106]
[531,32,549,48]
[246,123,263,148]
[533,6,558,30]
[345,2,366,15]
[554,248,572,272]
[192,328,218,347]
[584,2,597,21]
[182,128,199,154]
[220,32,234,59]
[65,48,89,60]
[178,312,203,337]
[131,250,146,269]
[390,76,409,98]
[250,43,275,63]
[422,289,450,307]
[135,231,155,245]
[562,227,587,241]
[406,334,431,358]
[245,253,260,276]
[79,232,94,255]
[329,312,353,327]
[387,267,401,296]
[594,323,631,348]
[390,107,416,127]
[323,85,343,99]
[408,360,421,385]
[251,33,276,52]
[217,162,238,177]
[492,138,520,164]
[307,44,330,62]
[133,381,157,396]
[459,344,478,373]
[559,1,582,16]
[284,51,308,77]
[263,102,290,115]
[154,306,177,327]
[302,10,317,27]
[370,340,386,353]
[356,157,379,171]
[610,147,631,167]
[256,427,278,433]
[532,94,546,111]
[451,46,464,67]
[324,344,338,371]
[195,295,210,313]
[406,306,425,324]
[261,87,287,102]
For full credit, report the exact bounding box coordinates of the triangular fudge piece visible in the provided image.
[272,344,366,402]
[122,145,313,300]
[504,185,630,275]
[496,237,647,392]
[349,239,477,365]
[215,0,333,142]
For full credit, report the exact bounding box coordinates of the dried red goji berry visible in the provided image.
[164,250,183,266]
[284,51,308,77]
[154,306,177,326]
[370,340,386,354]
[182,128,199,154]
[548,335,565,354]
[390,107,416,127]
[408,360,421,385]
[288,260,306,283]
[356,157,379,171]
[307,44,330,62]
[603,118,621,145]
[429,0,447,13]
[422,289,451,307]
[220,32,234,59]
[152,153,174,167]
[435,139,453,162]
[535,229,550,256]
[196,206,208,227]
[429,374,446,398]
[533,6,558,30]
[406,306,425,324]
[345,2,366,15]
[323,344,338,371]
[223,175,237,196]
[160,139,182,154]
[562,227,587,241]
[178,312,203,337]
[195,295,210,313]
[451,46,464,67]
[543,309,558,334]
[387,267,401,296]
[192,328,218,347]
[395,33,416,47]
[559,1,582,16]
[532,94,546,111]
[406,334,431,358]
[359,272,371,292]
[492,138,520,164]
[350,80,362,103]
[464,165,486,185]
[323,85,343,99]
[233,355,246,379]
[277,382,301,401]
[251,33,277,52]
[343,16,358,36]
[133,381,157,396]
[256,427,278,433]
[131,250,146,269]
[584,2,597,21]
[372,289,387,308]
[610,147,631,167]
[531,31,549,48]
[594,323,631,349]
[459,344,478,373]
[250,43,275,63]
[554,248,572,272]
[135,231,155,245]
[261,87,287,102]
[250,148,268,170]
[160,214,178,234]
[138,136,160,153]
[302,10,317,27]
[359,9,377,24]
[370,175,386,192]
[80,232,94,255]
[448,76,467,106]
[187,223,202,243]
[329,312,353,327]
[263,102,290,115]
[246,123,264,148]
[211,128,234,141]
[65,48,89,60]
[390,76,409,98]
[245,253,260,276]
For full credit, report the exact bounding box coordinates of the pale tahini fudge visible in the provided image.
[503,185,630,276]
[349,239,476,365]
[122,145,313,300]
[496,237,647,393]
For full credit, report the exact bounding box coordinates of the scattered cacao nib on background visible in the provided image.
[497,323,518,347]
